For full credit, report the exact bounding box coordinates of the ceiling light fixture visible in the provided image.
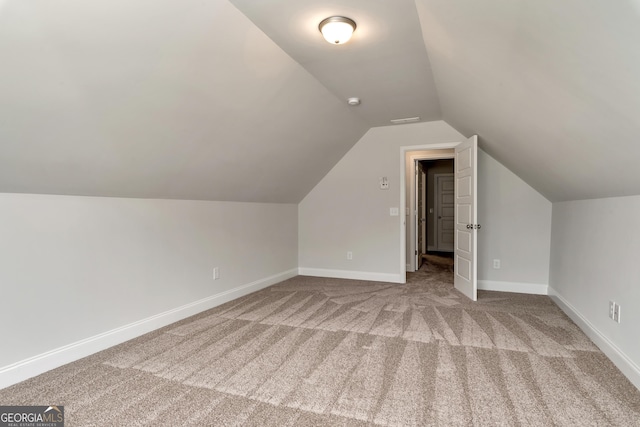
[319,16,357,45]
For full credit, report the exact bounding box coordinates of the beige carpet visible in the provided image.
[422,253,454,266]
[421,254,454,273]
[2,265,640,426]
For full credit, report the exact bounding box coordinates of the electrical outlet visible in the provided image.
[347,251,353,260]
[609,301,615,320]
[379,177,389,190]
[213,267,220,280]
[493,259,501,269]
[614,303,621,323]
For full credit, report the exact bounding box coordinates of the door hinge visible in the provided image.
[415,250,418,255]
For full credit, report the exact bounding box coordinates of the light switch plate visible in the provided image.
[390,207,399,216]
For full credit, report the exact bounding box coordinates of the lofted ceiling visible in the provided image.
[0,0,370,203]
[228,0,441,127]
[1,0,639,203]
[415,0,640,202]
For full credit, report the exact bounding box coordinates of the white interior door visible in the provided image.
[454,135,478,301]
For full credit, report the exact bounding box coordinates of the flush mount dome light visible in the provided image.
[319,16,356,45]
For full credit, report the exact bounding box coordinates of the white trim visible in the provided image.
[400,143,459,282]
[414,159,419,270]
[0,269,298,390]
[299,267,403,283]
[406,151,456,271]
[478,280,548,295]
[548,286,640,391]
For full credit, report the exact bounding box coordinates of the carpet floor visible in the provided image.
[2,262,639,426]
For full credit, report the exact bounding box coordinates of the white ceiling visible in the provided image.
[228,0,441,127]
[0,0,369,203]
[416,0,640,202]
[1,0,639,203]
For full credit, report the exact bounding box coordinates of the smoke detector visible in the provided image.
[347,97,361,106]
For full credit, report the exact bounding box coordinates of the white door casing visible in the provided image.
[421,168,427,255]
[415,161,428,270]
[414,160,420,269]
[401,146,457,279]
[454,136,478,301]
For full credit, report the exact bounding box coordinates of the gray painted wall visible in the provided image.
[550,196,640,385]
[477,150,552,287]
[0,194,297,369]
[299,121,463,280]
[299,120,552,290]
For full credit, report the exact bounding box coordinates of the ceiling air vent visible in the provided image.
[390,117,421,124]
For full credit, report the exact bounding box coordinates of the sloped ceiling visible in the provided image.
[228,0,441,127]
[0,0,369,203]
[1,0,639,203]
[416,0,640,201]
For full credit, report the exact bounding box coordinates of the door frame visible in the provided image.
[401,144,456,274]
[414,159,420,270]
[414,160,427,270]
[419,163,427,263]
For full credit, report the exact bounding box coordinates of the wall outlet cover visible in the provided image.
[609,301,615,320]
[379,177,389,190]
[614,303,621,323]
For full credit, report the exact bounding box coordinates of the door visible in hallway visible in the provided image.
[435,174,454,252]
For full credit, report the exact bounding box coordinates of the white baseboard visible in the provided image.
[0,269,298,390]
[298,267,404,284]
[478,280,548,295]
[548,287,640,391]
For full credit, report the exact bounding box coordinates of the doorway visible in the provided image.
[422,160,455,255]
[406,150,454,273]
[400,136,479,301]
[414,159,455,270]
